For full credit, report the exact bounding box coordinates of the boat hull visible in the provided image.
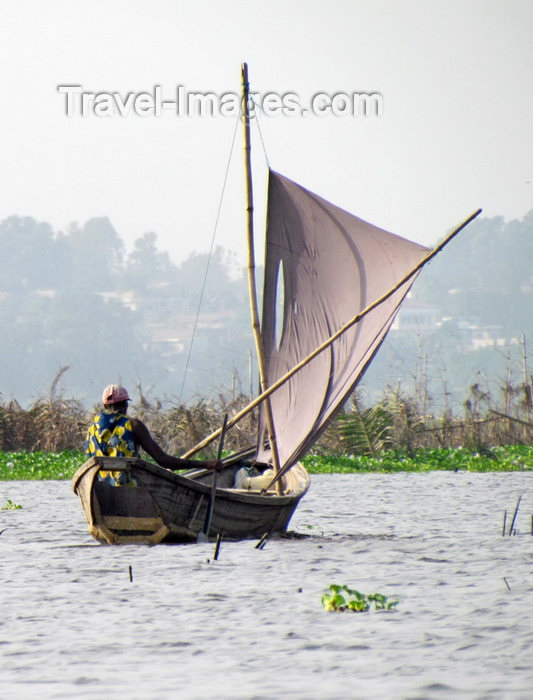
[72,456,310,544]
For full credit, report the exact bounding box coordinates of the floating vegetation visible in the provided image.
[321,584,400,613]
[0,445,532,481]
[303,445,533,474]
[0,450,84,480]
[2,499,22,510]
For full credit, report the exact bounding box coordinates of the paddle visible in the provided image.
[197,413,228,543]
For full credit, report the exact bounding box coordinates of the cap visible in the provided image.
[102,384,130,405]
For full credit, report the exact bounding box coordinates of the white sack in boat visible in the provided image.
[234,467,276,491]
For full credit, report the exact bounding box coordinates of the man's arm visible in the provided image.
[130,418,221,471]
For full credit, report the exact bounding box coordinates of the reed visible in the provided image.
[318,373,533,455]
[0,369,532,456]
[0,368,87,452]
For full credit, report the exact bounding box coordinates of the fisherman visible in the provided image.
[84,384,222,472]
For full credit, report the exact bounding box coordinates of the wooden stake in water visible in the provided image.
[508,495,522,536]
[502,510,507,537]
[214,534,222,561]
[255,532,270,550]
[129,565,133,583]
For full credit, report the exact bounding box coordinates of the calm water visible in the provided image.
[1,472,533,699]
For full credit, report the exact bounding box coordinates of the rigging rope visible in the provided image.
[177,116,240,405]
[250,97,270,168]
[178,99,270,406]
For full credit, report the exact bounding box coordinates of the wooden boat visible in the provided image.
[72,65,480,544]
[72,454,309,544]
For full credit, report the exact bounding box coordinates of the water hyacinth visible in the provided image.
[2,499,22,510]
[321,584,400,613]
[302,446,533,474]
[0,451,85,480]
[0,446,532,480]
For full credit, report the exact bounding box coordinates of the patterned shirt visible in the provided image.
[84,410,139,458]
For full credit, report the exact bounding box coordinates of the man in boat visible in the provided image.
[84,384,222,472]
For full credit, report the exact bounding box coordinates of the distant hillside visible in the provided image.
[0,215,253,405]
[414,212,533,335]
[0,210,531,411]
[360,210,533,410]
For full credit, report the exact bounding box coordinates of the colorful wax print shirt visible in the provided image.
[84,410,139,458]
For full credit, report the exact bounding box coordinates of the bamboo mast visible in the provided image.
[183,207,482,459]
[240,62,282,493]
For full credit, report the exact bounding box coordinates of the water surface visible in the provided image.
[1,473,532,699]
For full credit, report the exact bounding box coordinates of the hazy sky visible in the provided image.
[1,0,532,267]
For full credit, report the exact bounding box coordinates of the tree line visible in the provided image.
[350,211,533,412]
[0,209,532,412]
[0,215,252,406]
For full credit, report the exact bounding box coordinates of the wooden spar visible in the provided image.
[183,206,482,459]
[240,62,282,493]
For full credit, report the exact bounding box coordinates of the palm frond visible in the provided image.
[337,400,393,456]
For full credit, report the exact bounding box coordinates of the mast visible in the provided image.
[241,62,282,492]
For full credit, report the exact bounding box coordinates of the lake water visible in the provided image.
[1,472,533,699]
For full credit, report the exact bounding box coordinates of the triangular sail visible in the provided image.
[258,170,431,468]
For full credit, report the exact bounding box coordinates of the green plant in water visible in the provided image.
[321,584,399,613]
[2,499,22,510]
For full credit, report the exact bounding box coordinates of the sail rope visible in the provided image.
[249,96,270,168]
[177,115,241,405]
[177,98,270,406]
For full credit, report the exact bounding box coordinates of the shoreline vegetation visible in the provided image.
[0,445,533,481]
[1,375,533,479]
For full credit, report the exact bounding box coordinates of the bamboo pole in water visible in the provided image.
[240,62,282,493]
[184,205,482,460]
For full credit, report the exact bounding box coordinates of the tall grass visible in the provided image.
[0,373,532,456]
[307,377,533,456]
[0,385,257,457]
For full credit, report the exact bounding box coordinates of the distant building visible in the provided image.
[96,290,137,311]
[391,297,441,333]
[463,324,513,349]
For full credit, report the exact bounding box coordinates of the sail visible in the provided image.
[258,170,431,468]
